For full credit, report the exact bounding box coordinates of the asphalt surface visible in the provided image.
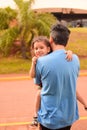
[0,73,87,130]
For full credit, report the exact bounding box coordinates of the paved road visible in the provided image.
[0,76,87,130]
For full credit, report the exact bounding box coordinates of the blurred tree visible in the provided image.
[0,0,56,58]
[0,8,9,29]
[5,7,17,20]
[0,7,17,30]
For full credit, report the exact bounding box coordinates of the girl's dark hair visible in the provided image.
[30,36,52,57]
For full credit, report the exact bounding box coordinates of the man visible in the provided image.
[35,23,80,130]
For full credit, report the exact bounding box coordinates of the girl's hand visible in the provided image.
[65,50,73,61]
[32,56,38,65]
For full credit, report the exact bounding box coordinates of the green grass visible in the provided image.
[0,57,86,74]
[80,58,87,70]
[0,27,87,74]
[66,28,87,56]
[0,57,31,74]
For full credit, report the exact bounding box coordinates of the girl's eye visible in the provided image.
[40,47,43,49]
[34,47,38,50]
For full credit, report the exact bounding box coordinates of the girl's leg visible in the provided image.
[31,89,41,126]
[34,89,41,117]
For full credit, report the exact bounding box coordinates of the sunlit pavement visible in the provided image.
[0,73,87,130]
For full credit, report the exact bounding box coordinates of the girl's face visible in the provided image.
[34,41,50,57]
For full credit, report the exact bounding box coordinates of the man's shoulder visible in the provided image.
[39,53,52,60]
[72,54,80,65]
[73,54,79,59]
[37,54,52,65]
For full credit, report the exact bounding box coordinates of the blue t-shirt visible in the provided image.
[35,49,80,129]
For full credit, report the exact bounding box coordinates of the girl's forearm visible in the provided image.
[29,63,36,78]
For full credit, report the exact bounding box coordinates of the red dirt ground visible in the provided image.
[0,75,87,130]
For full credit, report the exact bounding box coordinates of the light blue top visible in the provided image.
[35,50,80,129]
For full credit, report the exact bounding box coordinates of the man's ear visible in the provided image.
[49,36,53,44]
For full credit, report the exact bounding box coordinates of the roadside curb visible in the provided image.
[79,72,87,76]
[0,116,87,127]
[0,76,32,81]
[0,72,87,81]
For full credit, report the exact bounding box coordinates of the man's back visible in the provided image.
[35,49,80,129]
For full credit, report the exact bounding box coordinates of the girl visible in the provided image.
[29,36,87,127]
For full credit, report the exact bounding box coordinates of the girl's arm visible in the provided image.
[76,91,87,110]
[29,56,38,78]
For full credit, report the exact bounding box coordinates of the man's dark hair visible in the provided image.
[50,23,71,46]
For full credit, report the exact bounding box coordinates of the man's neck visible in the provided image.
[52,44,65,51]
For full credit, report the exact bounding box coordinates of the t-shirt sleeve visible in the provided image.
[74,54,80,77]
